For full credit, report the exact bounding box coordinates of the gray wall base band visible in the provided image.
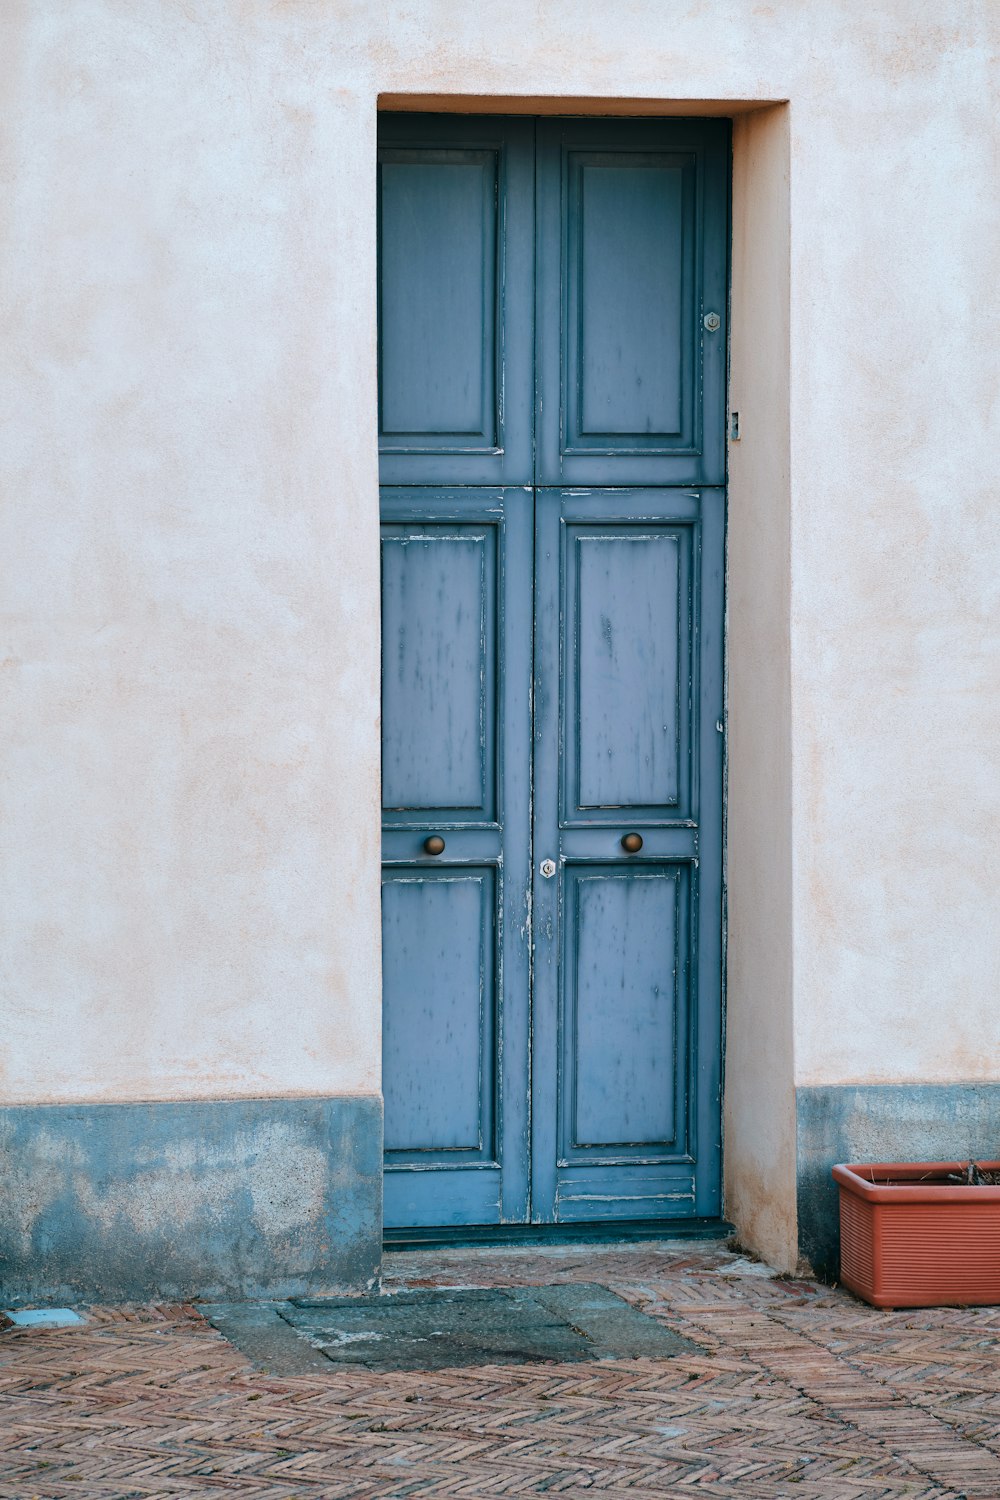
[10,1084,994,1299]
[0,1095,382,1305]
[797,1083,1000,1278]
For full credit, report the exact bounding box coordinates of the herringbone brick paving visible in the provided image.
[2,1242,999,1499]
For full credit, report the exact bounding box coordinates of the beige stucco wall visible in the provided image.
[2,1,998,1262]
[0,7,383,1104]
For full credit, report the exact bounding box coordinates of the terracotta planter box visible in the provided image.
[833,1161,1000,1309]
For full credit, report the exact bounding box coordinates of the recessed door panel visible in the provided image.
[575,157,688,441]
[379,152,497,444]
[381,525,495,820]
[382,870,495,1159]
[566,526,690,818]
[566,866,685,1155]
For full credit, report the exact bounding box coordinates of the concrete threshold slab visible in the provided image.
[203,1283,702,1374]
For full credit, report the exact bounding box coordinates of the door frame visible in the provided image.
[374,98,795,1263]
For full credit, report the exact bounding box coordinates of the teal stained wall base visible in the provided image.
[797,1083,1000,1279]
[11,1084,994,1300]
[0,1095,382,1305]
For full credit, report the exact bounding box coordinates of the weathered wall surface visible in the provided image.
[0,1097,382,1303]
[798,1085,1000,1277]
[1,1,998,1270]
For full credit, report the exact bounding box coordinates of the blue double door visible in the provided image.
[379,116,728,1229]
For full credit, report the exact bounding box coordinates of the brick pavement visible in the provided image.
[2,1240,999,1499]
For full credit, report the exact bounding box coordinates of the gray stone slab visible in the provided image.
[526,1282,698,1359]
[207,1284,702,1373]
[200,1303,333,1375]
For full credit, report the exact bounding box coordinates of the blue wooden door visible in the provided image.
[379,114,728,1230]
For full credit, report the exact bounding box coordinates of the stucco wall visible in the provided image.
[2,1,998,1264]
[1,9,382,1105]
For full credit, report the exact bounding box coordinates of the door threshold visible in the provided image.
[384,1217,733,1250]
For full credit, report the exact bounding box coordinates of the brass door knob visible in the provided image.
[621,832,643,854]
[423,835,445,856]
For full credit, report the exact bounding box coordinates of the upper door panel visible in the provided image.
[377,116,534,485]
[381,519,497,825]
[536,119,729,487]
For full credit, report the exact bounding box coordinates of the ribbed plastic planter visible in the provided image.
[833,1161,1000,1308]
